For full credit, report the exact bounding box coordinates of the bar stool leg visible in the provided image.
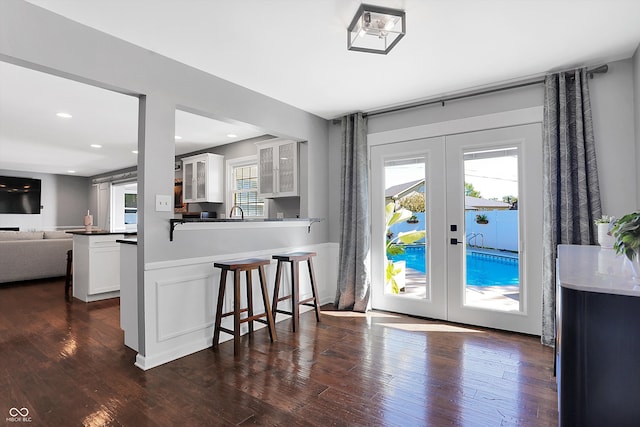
[258,265,277,342]
[246,269,254,335]
[291,260,300,332]
[272,260,283,321]
[213,269,228,349]
[233,270,241,357]
[307,257,321,322]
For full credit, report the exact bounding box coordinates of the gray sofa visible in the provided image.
[0,230,72,283]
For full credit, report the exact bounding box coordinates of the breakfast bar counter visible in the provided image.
[169,217,323,240]
[122,217,333,370]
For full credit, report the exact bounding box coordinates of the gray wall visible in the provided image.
[634,45,640,207]
[589,58,637,217]
[1,0,330,265]
[327,57,638,243]
[0,169,90,230]
[328,84,544,243]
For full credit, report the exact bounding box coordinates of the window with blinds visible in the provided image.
[231,164,266,217]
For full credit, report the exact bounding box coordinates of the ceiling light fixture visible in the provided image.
[90,144,102,148]
[56,112,72,118]
[132,150,138,154]
[227,134,237,138]
[67,170,76,174]
[347,4,405,55]
[175,135,182,140]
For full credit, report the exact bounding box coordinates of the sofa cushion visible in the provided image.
[0,231,44,241]
[44,231,71,240]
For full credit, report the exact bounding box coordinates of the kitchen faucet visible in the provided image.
[229,205,244,219]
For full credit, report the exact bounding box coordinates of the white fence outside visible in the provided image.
[389,210,519,252]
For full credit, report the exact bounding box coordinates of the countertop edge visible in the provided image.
[557,244,640,298]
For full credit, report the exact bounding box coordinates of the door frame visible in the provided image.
[367,107,544,334]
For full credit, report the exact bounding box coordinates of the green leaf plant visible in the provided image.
[611,212,640,261]
[385,202,426,294]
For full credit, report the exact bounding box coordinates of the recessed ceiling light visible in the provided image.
[56,112,72,119]
[175,135,182,140]
[67,170,76,174]
[227,134,237,138]
[132,150,138,154]
[90,144,102,148]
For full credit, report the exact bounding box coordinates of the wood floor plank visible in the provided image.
[0,279,558,426]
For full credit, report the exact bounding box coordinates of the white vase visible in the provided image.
[597,223,615,248]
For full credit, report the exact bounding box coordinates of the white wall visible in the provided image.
[0,169,90,230]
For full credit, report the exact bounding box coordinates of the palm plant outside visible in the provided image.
[385,202,426,294]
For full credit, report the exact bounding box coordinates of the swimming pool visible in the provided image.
[389,245,519,286]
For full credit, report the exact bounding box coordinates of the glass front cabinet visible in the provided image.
[182,153,224,203]
[256,139,298,198]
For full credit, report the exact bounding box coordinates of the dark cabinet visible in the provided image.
[556,245,640,427]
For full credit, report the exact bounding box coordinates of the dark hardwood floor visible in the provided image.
[0,278,558,426]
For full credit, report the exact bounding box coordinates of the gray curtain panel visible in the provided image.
[335,113,371,311]
[541,68,602,345]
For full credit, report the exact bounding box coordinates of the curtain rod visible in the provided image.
[363,64,609,119]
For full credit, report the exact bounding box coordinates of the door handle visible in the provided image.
[450,238,463,245]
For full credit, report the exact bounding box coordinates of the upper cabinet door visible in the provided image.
[258,145,275,196]
[182,153,224,203]
[257,139,298,198]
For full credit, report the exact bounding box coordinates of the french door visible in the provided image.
[370,124,542,335]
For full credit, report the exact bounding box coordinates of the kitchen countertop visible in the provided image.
[117,238,137,245]
[557,244,640,297]
[66,230,135,236]
[172,217,321,223]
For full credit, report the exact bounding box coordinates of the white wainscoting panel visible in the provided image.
[134,242,338,370]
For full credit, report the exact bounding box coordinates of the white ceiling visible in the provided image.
[2,0,640,177]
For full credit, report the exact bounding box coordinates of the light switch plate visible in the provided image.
[155,194,172,212]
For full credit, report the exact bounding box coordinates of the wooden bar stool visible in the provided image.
[272,252,321,332]
[212,258,277,356]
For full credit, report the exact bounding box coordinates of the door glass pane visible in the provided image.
[384,157,428,299]
[462,148,520,311]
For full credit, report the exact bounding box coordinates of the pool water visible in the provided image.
[390,246,519,286]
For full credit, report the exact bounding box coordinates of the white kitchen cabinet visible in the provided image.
[71,232,124,302]
[257,139,298,198]
[182,153,224,203]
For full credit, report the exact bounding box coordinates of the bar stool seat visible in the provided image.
[272,251,321,332]
[212,258,277,356]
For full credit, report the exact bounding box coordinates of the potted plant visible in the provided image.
[475,214,489,225]
[611,212,640,279]
[407,215,419,224]
[385,202,426,294]
[594,215,615,248]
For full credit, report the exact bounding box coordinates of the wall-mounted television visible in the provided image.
[0,176,42,214]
